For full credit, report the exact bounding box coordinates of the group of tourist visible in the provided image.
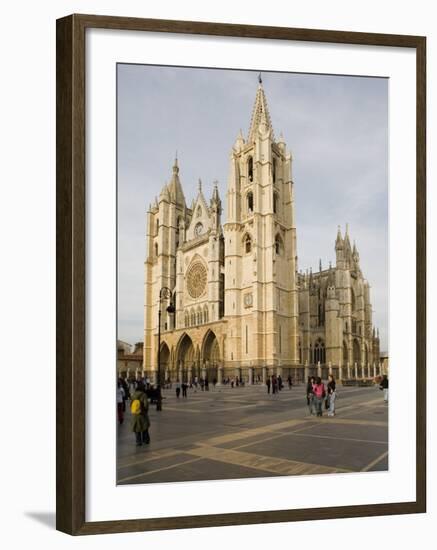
[304,373,389,417]
[306,375,337,417]
[266,374,293,394]
[118,371,389,447]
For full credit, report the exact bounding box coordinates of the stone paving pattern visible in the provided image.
[117,384,388,485]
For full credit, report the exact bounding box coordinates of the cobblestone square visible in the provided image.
[117,384,388,485]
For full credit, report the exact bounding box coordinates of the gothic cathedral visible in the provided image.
[143,80,380,384]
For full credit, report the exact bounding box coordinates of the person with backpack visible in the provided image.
[130,382,150,446]
[312,377,326,417]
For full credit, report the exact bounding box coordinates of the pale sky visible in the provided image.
[117,64,388,351]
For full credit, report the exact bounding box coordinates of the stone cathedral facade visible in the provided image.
[143,81,380,384]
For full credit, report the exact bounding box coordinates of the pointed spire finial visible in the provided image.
[258,72,262,85]
[198,178,202,192]
[173,153,179,174]
[248,76,274,142]
[319,259,322,272]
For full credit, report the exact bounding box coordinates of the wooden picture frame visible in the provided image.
[56,13,426,535]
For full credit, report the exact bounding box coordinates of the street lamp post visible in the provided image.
[157,286,175,411]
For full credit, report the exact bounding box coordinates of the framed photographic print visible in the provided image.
[56,14,426,535]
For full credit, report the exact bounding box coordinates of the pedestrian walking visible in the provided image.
[205,378,209,391]
[130,382,151,446]
[119,377,129,411]
[379,374,389,403]
[212,377,217,389]
[306,376,315,415]
[117,380,125,424]
[287,375,293,390]
[272,374,278,395]
[175,380,181,398]
[278,375,283,391]
[181,382,188,398]
[327,374,337,416]
[312,377,326,417]
[266,377,271,394]
[128,378,136,399]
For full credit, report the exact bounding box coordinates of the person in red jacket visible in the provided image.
[312,377,326,417]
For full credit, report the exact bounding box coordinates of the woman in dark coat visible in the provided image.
[306,376,315,415]
[130,382,151,446]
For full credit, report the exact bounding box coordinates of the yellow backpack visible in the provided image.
[130,398,142,415]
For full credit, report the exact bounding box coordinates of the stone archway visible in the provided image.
[342,341,349,366]
[175,333,196,382]
[159,341,170,383]
[201,329,221,381]
[353,339,361,364]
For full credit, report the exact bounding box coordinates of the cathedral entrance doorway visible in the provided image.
[201,329,221,382]
[353,338,361,376]
[160,342,170,383]
[175,333,195,383]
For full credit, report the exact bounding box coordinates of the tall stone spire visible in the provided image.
[211,180,221,208]
[247,78,275,143]
[167,155,186,206]
[159,183,170,202]
[335,225,343,250]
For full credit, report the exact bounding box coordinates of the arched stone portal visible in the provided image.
[159,342,170,383]
[342,341,348,366]
[353,339,361,363]
[201,329,221,381]
[175,333,195,382]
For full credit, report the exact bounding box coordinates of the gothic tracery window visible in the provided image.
[248,156,253,182]
[273,192,278,214]
[275,235,283,255]
[314,338,326,364]
[245,234,252,254]
[247,191,254,213]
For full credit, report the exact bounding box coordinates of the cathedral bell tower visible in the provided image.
[143,157,186,372]
[224,76,299,373]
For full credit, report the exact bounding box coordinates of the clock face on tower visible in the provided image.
[194,222,204,237]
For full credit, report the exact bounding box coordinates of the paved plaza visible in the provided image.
[117,384,388,485]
